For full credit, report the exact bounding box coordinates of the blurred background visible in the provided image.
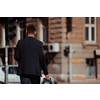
[0,17,100,84]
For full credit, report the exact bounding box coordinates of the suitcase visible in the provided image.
[41,78,52,84]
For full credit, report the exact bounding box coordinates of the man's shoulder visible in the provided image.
[18,37,43,44]
[18,38,25,43]
[36,39,43,44]
[32,37,43,44]
[37,40,43,46]
[17,38,27,45]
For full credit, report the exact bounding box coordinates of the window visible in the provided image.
[9,67,14,74]
[67,17,72,32]
[86,59,96,78]
[2,67,14,74]
[85,17,96,44]
[19,21,25,39]
[2,67,5,73]
[40,18,48,43]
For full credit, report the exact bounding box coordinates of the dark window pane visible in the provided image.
[2,67,5,73]
[43,28,45,42]
[91,17,94,24]
[85,27,89,40]
[46,28,48,43]
[19,21,25,39]
[44,19,46,26]
[42,18,48,26]
[45,18,48,26]
[41,18,48,43]
[86,59,95,66]
[9,67,14,74]
[20,31,23,39]
[67,17,72,32]
[85,17,89,24]
[43,19,45,25]
[20,22,24,28]
[91,27,94,40]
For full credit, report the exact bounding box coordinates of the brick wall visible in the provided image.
[48,17,62,43]
[25,17,100,82]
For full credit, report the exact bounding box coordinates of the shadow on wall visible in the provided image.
[43,45,57,66]
[43,45,69,82]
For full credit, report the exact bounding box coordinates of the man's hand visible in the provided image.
[45,74,50,80]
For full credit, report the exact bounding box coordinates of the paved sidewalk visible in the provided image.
[57,81,100,84]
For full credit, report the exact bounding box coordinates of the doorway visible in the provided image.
[86,59,96,79]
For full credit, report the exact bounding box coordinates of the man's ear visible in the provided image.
[26,30,28,34]
[34,31,36,35]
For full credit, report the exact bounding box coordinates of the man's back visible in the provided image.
[14,24,49,84]
[14,36,48,76]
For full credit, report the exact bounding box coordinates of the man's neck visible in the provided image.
[27,34,34,37]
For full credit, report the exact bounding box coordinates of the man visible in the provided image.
[14,24,49,84]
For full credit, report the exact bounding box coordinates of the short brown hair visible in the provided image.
[26,24,36,34]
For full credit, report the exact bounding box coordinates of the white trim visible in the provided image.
[40,20,43,42]
[85,24,95,27]
[95,17,96,43]
[85,41,96,44]
[89,17,91,24]
[17,25,21,40]
[3,25,5,47]
[40,18,48,43]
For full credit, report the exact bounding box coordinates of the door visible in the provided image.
[86,59,96,78]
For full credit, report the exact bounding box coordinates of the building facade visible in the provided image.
[0,17,100,82]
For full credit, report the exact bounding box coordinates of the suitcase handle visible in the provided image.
[44,78,51,81]
[42,78,52,84]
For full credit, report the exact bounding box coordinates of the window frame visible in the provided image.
[85,17,96,44]
[40,18,48,43]
[18,21,25,39]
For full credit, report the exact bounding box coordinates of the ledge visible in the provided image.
[82,43,100,48]
[0,45,16,49]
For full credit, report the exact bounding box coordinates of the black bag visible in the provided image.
[42,78,52,84]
